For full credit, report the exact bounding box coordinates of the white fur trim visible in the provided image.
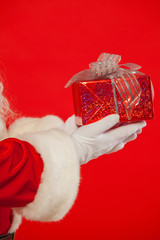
[0,117,7,140]
[8,115,64,137]
[8,210,22,234]
[13,128,80,222]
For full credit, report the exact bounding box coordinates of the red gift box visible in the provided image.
[72,74,154,125]
[66,53,154,125]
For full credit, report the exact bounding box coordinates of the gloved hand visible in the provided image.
[62,114,146,165]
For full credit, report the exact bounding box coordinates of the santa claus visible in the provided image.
[0,80,146,240]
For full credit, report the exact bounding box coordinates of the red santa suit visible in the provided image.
[0,115,80,236]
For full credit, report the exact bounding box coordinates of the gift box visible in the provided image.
[66,53,154,125]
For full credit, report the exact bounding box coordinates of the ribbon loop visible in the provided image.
[89,53,121,77]
[119,63,142,71]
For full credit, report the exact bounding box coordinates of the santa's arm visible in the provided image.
[7,115,80,222]
[7,114,145,225]
[12,127,80,222]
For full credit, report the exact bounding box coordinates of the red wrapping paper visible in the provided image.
[72,74,154,125]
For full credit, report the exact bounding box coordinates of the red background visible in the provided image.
[0,0,160,239]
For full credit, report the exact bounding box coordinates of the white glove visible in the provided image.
[62,114,146,165]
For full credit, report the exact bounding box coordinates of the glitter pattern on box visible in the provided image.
[72,74,154,125]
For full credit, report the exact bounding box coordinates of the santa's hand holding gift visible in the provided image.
[0,78,146,239]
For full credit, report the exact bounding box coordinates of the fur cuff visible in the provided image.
[13,128,80,222]
[8,210,22,234]
[8,115,64,137]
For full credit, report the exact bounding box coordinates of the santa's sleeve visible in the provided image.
[0,137,44,234]
[8,116,80,222]
[0,138,44,207]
